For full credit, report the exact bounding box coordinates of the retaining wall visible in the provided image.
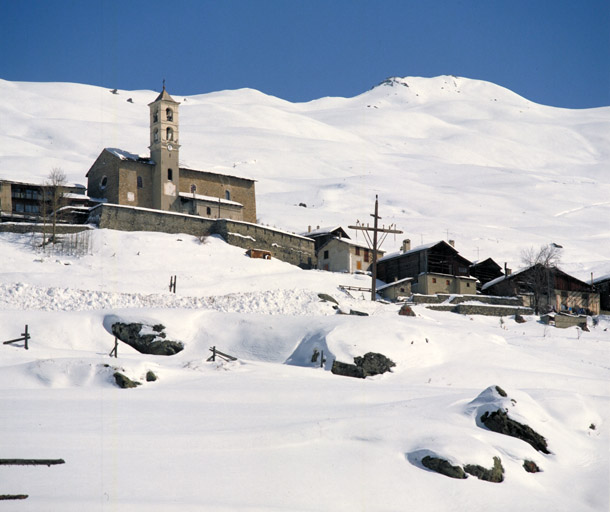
[88,203,316,268]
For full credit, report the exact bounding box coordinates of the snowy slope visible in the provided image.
[0,77,609,510]
[0,229,608,511]
[0,76,609,277]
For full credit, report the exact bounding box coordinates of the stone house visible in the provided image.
[482,264,600,315]
[86,86,257,223]
[376,239,476,295]
[316,236,384,273]
[377,277,414,301]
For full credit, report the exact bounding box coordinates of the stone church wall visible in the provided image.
[89,203,315,268]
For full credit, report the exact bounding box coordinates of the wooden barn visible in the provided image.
[376,240,476,295]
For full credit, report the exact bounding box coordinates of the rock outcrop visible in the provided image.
[331,352,395,379]
[111,322,184,356]
[480,409,550,454]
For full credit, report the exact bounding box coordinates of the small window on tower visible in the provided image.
[206,207,211,215]
[166,127,173,141]
[153,129,159,143]
[225,190,231,201]
[166,108,173,121]
[137,176,143,189]
[167,168,173,181]
[153,110,159,123]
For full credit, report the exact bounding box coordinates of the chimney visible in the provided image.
[402,239,411,252]
[308,225,311,233]
[504,262,512,276]
[448,239,455,248]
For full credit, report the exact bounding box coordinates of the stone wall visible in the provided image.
[427,303,534,316]
[0,223,93,234]
[88,203,315,268]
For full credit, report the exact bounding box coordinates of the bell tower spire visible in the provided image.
[148,82,180,211]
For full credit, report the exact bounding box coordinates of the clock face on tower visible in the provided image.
[167,144,173,151]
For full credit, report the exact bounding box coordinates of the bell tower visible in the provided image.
[148,83,181,211]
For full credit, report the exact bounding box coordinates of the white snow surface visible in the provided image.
[1,75,609,279]
[0,229,608,511]
[0,76,609,510]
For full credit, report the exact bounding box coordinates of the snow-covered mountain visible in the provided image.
[0,77,609,511]
[1,76,608,277]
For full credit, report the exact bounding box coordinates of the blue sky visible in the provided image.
[2,0,609,108]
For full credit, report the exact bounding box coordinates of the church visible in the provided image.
[86,86,257,223]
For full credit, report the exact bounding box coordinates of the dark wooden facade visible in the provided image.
[593,276,610,311]
[469,258,504,290]
[376,241,472,283]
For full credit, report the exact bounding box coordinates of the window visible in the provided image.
[466,282,471,287]
[446,279,450,285]
[190,184,197,194]
[100,176,108,189]
[153,110,159,123]
[364,249,369,263]
[323,250,329,259]
[206,207,211,215]
[166,127,173,141]
[167,168,173,181]
[355,247,360,256]
[166,108,173,121]
[137,176,143,189]
[432,278,437,284]
[153,129,159,143]
[225,190,231,200]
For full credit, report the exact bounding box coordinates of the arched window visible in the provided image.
[166,108,173,121]
[225,190,231,201]
[206,207,211,215]
[153,129,159,143]
[153,110,159,123]
[100,176,108,189]
[166,127,173,141]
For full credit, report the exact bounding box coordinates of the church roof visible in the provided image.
[152,85,179,104]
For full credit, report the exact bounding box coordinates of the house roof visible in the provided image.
[482,264,594,292]
[470,257,502,271]
[378,240,461,264]
[592,273,610,285]
[376,277,414,291]
[300,226,350,239]
[105,148,154,165]
[318,236,384,253]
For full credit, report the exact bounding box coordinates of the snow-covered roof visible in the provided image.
[378,240,453,263]
[299,226,349,238]
[106,148,154,164]
[376,277,414,291]
[178,192,243,207]
[318,236,383,253]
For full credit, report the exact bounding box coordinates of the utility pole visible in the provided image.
[349,195,403,301]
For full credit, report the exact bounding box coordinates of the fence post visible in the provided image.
[23,325,29,350]
[109,337,118,358]
[169,275,177,293]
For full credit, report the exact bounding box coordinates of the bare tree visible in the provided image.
[44,168,67,248]
[520,244,563,314]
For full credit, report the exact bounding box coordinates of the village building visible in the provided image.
[469,258,506,291]
[86,86,257,223]
[376,277,414,301]
[0,179,89,223]
[482,264,600,315]
[316,236,384,273]
[593,274,610,312]
[376,239,476,295]
[301,226,350,252]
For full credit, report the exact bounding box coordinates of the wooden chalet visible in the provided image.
[482,264,599,315]
[469,258,505,291]
[376,240,476,295]
[592,274,610,312]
